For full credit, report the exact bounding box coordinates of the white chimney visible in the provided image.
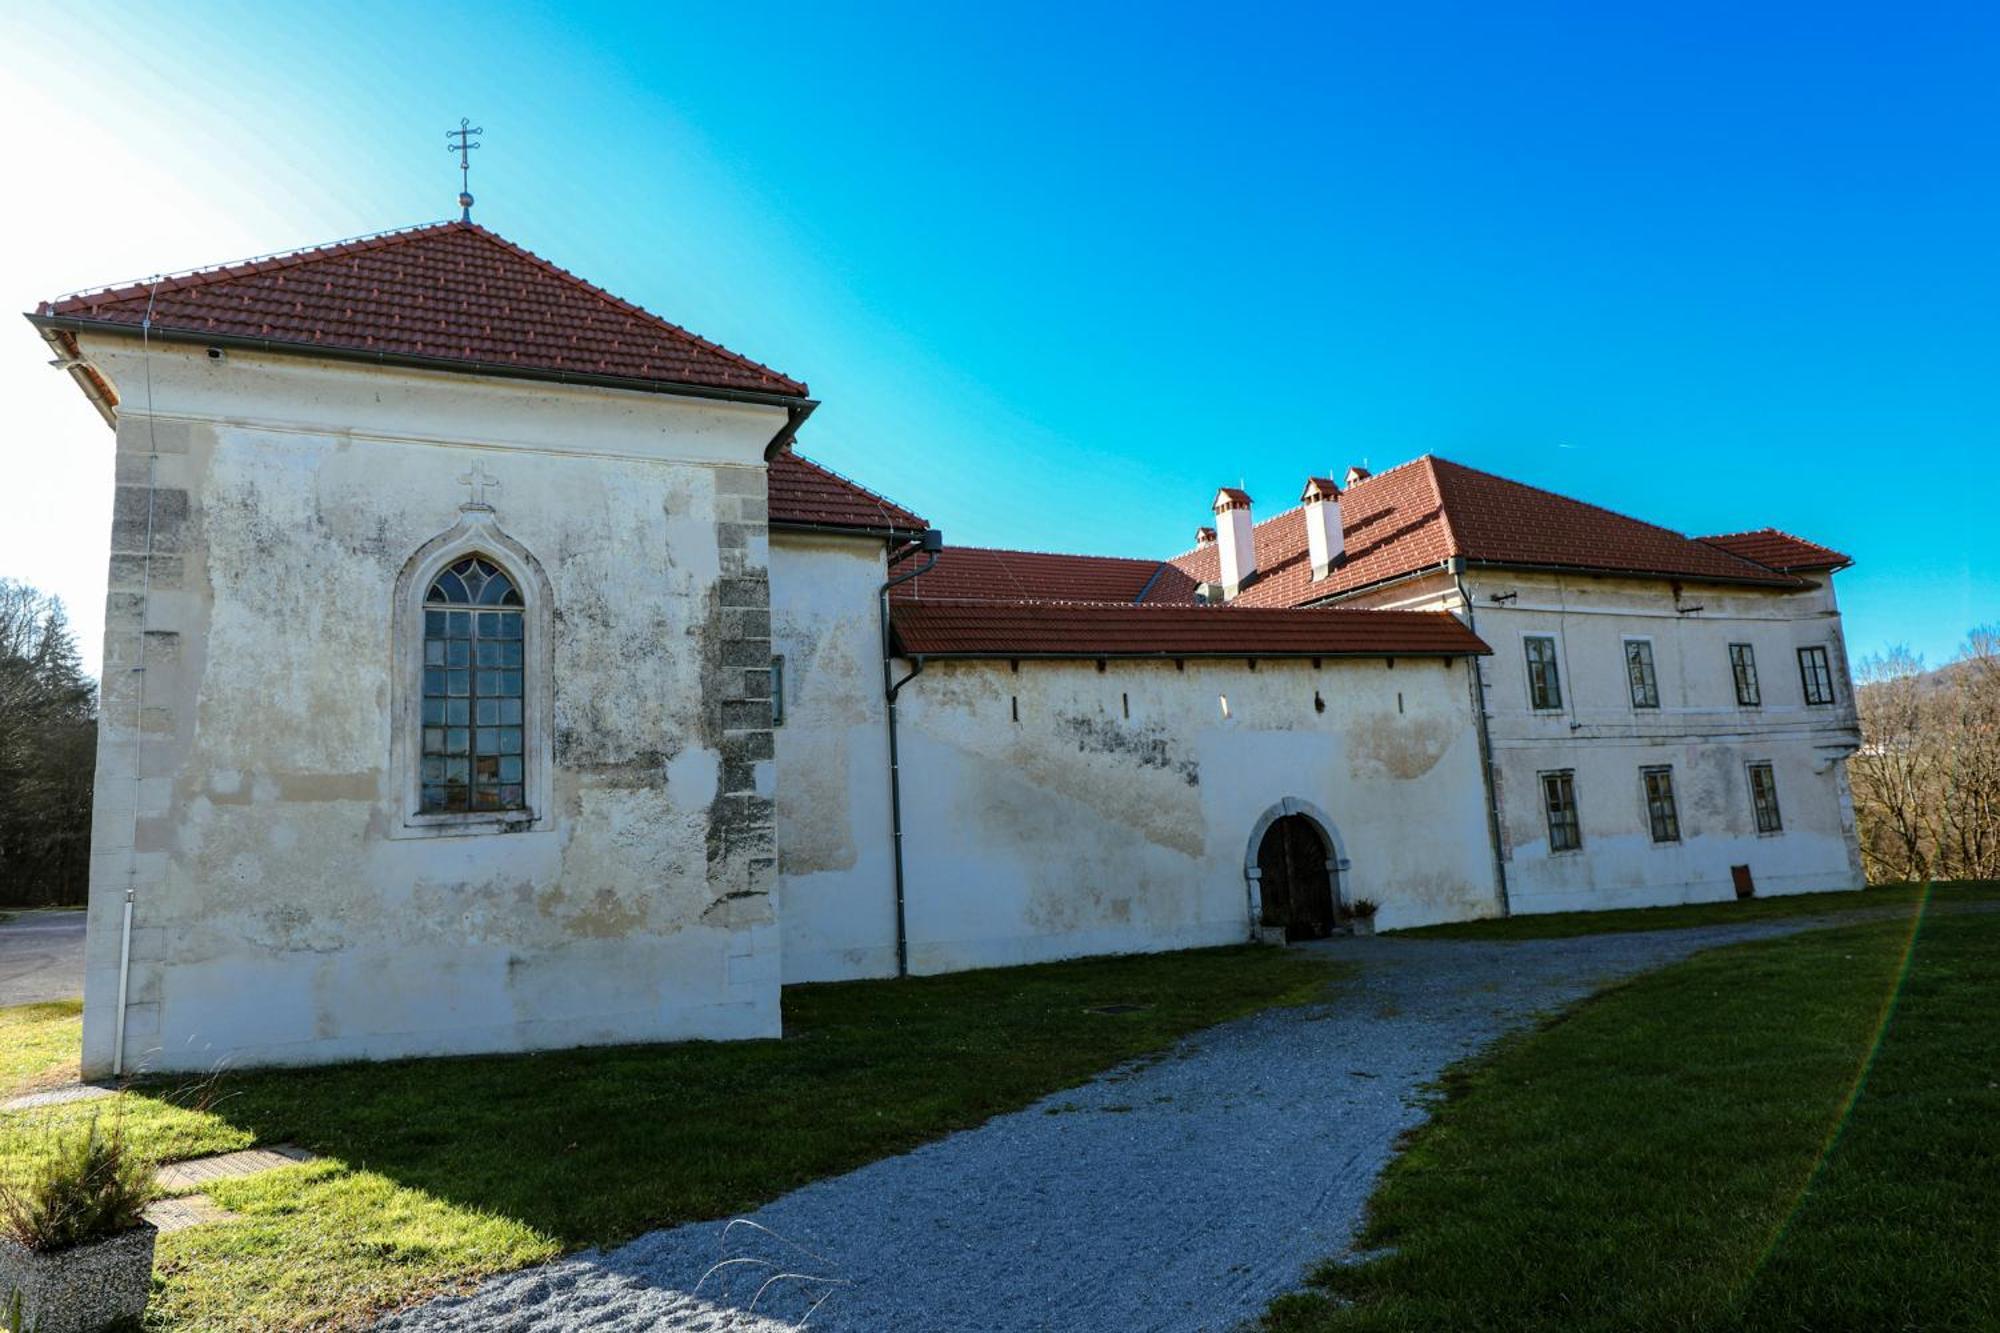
[1195,525,1217,548]
[1344,465,1371,488]
[1302,477,1345,580]
[1213,487,1257,596]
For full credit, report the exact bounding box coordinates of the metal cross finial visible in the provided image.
[457,463,500,510]
[447,117,483,222]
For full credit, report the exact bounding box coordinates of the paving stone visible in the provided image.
[144,1194,237,1234]
[154,1144,315,1193]
[2,1083,115,1112]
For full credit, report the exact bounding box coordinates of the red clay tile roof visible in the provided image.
[1698,529,1852,573]
[769,451,927,534]
[1151,455,1805,607]
[892,546,1163,604]
[35,221,807,397]
[891,601,1490,659]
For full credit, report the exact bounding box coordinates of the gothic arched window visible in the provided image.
[420,555,527,813]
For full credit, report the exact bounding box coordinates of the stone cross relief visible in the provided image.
[458,463,501,511]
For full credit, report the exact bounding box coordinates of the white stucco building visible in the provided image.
[25,219,1860,1076]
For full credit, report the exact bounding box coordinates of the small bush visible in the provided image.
[0,1116,154,1253]
[1347,898,1380,919]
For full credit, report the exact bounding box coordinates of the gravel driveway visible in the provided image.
[376,917,1867,1333]
[0,909,87,1006]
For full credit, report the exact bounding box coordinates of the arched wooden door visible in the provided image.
[1256,814,1338,941]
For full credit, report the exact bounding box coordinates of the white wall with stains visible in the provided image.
[769,533,899,981]
[1338,568,1865,912]
[892,653,1500,972]
[77,336,786,1075]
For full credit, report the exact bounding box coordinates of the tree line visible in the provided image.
[0,579,97,906]
[1850,626,2000,884]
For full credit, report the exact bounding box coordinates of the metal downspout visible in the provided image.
[878,530,943,976]
[1453,558,1511,916]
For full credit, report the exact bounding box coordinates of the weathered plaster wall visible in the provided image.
[768,534,897,982]
[1338,568,1865,912]
[893,654,1498,972]
[79,337,785,1075]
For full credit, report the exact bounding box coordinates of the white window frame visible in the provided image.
[389,510,555,839]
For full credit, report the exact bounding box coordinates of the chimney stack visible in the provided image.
[1195,525,1217,548]
[1213,487,1257,596]
[1302,477,1345,580]
[1344,465,1371,488]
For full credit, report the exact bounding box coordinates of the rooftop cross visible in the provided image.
[447,117,483,222]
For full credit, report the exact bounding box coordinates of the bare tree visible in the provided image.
[1850,626,2000,884]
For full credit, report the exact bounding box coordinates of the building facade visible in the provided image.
[27,221,1860,1075]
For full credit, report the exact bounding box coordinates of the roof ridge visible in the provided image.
[1417,455,1467,560]
[1425,454,1781,582]
[781,450,926,528]
[1164,502,1307,563]
[943,543,1162,564]
[895,594,1433,615]
[39,220,461,314]
[460,225,804,395]
[1698,525,1793,541]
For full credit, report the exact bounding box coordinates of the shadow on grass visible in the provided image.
[35,945,1337,1330]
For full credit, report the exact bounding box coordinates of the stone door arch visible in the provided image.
[1243,798,1349,941]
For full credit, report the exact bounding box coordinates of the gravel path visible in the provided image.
[375,916,1882,1333]
[0,909,86,1006]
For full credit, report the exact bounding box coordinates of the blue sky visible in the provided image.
[4,1,1994,669]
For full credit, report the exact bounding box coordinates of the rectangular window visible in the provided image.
[1729,643,1761,707]
[1541,770,1581,852]
[1749,762,1782,833]
[1524,636,1563,710]
[1798,645,1836,706]
[1624,639,1660,709]
[771,654,786,727]
[1642,766,1681,843]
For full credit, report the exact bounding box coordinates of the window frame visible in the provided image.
[1523,634,1564,711]
[1798,645,1836,706]
[1623,637,1660,710]
[1729,642,1761,707]
[770,654,786,728]
[1748,761,1783,834]
[390,514,554,840]
[418,557,528,816]
[1540,769,1582,853]
[1641,765,1681,844]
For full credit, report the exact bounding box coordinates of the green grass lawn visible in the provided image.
[0,999,82,1095]
[1267,892,1999,1331]
[0,945,1333,1332]
[1395,878,2000,940]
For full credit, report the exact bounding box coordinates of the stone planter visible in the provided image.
[1348,916,1377,937]
[0,1223,155,1333]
